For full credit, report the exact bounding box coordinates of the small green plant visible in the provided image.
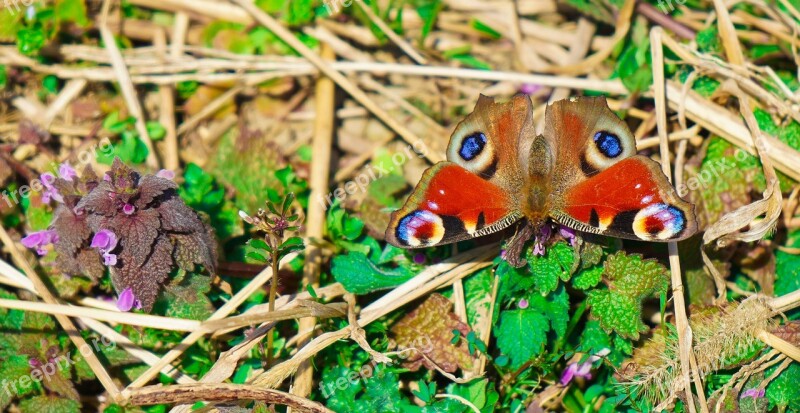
[240,192,303,367]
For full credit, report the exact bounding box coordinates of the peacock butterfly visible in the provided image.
[385,94,697,265]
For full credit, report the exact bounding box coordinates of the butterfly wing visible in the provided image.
[385,162,522,247]
[545,97,697,241]
[386,95,533,248]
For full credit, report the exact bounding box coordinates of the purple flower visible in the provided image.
[559,225,577,246]
[519,83,542,95]
[156,169,175,180]
[40,172,63,204]
[21,229,59,256]
[122,203,135,215]
[91,229,117,251]
[116,287,141,312]
[91,229,118,266]
[532,242,545,256]
[740,388,765,399]
[28,358,42,368]
[518,298,529,309]
[560,348,610,386]
[413,253,426,264]
[103,173,111,182]
[58,163,77,181]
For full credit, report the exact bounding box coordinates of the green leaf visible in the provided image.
[604,252,669,299]
[586,252,668,339]
[414,0,441,42]
[766,362,800,410]
[145,121,166,141]
[495,309,548,368]
[0,354,36,409]
[573,265,603,290]
[470,19,502,39]
[413,381,436,404]
[331,252,414,294]
[18,395,81,413]
[154,272,214,320]
[17,26,46,56]
[776,230,800,302]
[529,241,575,294]
[55,0,89,27]
[587,290,644,339]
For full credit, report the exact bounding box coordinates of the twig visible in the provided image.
[293,42,336,401]
[126,383,334,413]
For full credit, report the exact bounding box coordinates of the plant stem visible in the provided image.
[266,246,280,368]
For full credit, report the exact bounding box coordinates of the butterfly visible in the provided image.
[385,94,697,262]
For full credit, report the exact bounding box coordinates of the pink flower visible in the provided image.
[122,203,135,215]
[58,163,77,181]
[740,388,765,399]
[559,225,576,246]
[520,83,542,95]
[532,242,545,256]
[91,229,117,251]
[156,169,175,180]
[560,348,610,386]
[40,172,63,204]
[21,230,59,256]
[116,287,141,312]
[91,229,118,266]
[518,298,529,309]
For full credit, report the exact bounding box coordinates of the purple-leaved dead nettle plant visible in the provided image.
[33,158,217,311]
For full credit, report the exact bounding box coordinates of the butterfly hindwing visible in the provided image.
[386,162,521,248]
[554,156,697,241]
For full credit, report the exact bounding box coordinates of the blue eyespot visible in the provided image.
[459,132,487,161]
[594,131,622,158]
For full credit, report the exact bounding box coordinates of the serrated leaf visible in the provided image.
[573,266,604,290]
[495,309,548,368]
[587,290,644,339]
[19,395,81,413]
[529,241,575,294]
[391,294,474,373]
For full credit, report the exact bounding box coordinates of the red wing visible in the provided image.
[554,156,697,241]
[386,162,521,248]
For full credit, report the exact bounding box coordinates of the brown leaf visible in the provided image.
[390,293,474,373]
[135,175,178,208]
[52,206,92,258]
[112,235,174,311]
[107,208,160,270]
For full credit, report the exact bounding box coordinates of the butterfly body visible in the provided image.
[386,95,697,255]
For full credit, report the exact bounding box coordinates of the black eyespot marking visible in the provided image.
[594,131,622,158]
[459,132,487,161]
